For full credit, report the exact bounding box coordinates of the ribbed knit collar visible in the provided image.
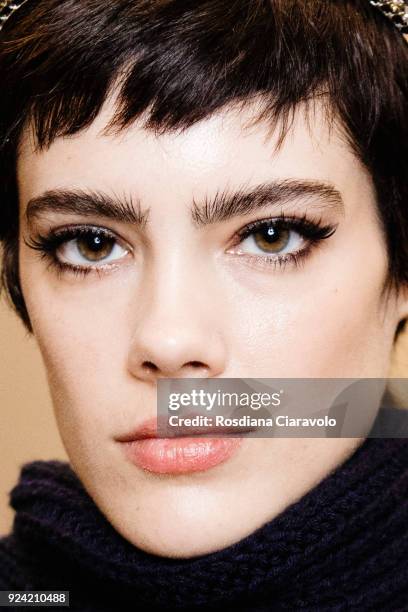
[4,419,408,611]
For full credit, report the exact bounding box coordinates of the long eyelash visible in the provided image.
[24,225,118,278]
[233,211,338,270]
[24,213,337,278]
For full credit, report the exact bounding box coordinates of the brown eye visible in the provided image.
[253,225,291,253]
[77,234,116,261]
[230,219,306,261]
[56,229,129,267]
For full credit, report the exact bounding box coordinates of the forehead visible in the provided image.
[16,95,372,211]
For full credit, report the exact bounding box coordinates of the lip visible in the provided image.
[116,415,252,475]
[115,414,255,442]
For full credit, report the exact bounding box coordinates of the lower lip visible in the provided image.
[121,436,243,474]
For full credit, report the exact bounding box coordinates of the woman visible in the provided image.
[0,0,407,609]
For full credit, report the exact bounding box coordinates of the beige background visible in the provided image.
[1,294,408,537]
[0,296,67,536]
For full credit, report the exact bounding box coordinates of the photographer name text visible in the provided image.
[167,415,337,428]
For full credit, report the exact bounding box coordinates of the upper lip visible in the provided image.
[115,413,256,442]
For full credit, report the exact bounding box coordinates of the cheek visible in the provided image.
[224,225,390,377]
[19,264,137,446]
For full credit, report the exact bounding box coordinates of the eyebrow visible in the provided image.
[25,179,344,228]
[191,179,344,227]
[25,189,148,227]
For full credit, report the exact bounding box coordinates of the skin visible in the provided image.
[16,95,408,558]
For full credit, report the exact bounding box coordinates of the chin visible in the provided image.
[86,481,258,559]
[109,514,247,559]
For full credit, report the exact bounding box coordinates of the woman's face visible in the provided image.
[17,96,408,557]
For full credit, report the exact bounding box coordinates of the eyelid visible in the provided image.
[37,224,130,252]
[225,211,338,271]
[231,212,337,245]
[58,226,132,260]
[52,224,128,244]
[23,223,134,277]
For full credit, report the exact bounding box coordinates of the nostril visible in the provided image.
[188,361,206,368]
[142,361,159,372]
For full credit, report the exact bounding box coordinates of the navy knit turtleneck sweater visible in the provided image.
[0,413,407,611]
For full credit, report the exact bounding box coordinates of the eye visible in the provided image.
[238,222,301,256]
[59,231,128,265]
[24,225,132,277]
[227,214,337,269]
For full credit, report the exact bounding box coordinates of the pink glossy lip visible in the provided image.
[116,415,250,475]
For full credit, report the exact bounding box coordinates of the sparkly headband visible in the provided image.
[0,0,408,35]
[369,1,408,32]
[0,1,29,33]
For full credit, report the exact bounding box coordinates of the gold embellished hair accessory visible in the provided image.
[0,1,407,36]
[0,0,30,33]
[369,1,408,33]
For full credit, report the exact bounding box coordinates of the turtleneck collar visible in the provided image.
[2,423,408,610]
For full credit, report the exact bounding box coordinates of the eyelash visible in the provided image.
[230,212,337,271]
[24,225,123,279]
[24,213,337,278]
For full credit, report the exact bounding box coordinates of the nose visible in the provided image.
[127,266,227,382]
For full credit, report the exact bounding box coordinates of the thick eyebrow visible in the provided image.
[25,189,148,227]
[25,178,344,229]
[191,179,344,227]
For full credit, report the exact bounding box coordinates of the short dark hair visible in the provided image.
[0,0,407,338]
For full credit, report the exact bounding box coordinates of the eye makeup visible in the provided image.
[226,211,337,271]
[23,224,132,279]
[23,211,338,279]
